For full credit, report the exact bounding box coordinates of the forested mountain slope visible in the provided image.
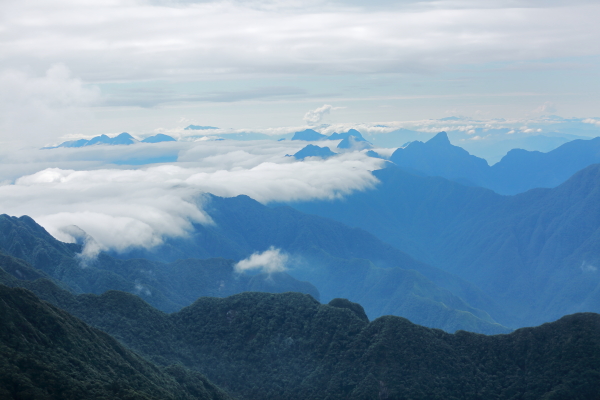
[2,277,597,400]
[0,284,230,400]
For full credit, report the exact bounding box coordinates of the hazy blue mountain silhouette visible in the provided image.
[0,215,319,313]
[488,136,600,194]
[293,144,335,160]
[141,133,176,143]
[291,129,327,141]
[117,194,510,333]
[328,128,367,141]
[0,210,507,333]
[337,135,373,150]
[290,163,600,327]
[55,132,138,148]
[390,132,600,194]
[390,131,489,187]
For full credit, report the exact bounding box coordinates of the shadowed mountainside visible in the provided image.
[2,278,597,400]
[0,284,230,400]
[0,214,319,313]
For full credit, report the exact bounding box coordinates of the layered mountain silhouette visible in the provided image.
[390,132,600,194]
[291,129,327,141]
[291,129,373,149]
[0,204,507,333]
[1,280,597,400]
[328,128,367,141]
[141,133,176,143]
[51,132,177,148]
[0,284,230,400]
[293,145,335,160]
[116,194,510,333]
[0,215,319,313]
[291,163,600,327]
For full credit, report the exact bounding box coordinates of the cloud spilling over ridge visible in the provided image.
[0,149,383,253]
[234,247,289,274]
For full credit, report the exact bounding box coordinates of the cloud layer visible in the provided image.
[3,0,598,83]
[0,142,383,253]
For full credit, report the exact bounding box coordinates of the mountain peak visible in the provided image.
[291,129,327,141]
[427,131,451,146]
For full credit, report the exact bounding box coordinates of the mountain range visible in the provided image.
[0,200,507,334]
[290,162,600,327]
[391,131,600,194]
[1,278,598,400]
[50,133,176,148]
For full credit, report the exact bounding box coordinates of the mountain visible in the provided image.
[55,132,138,148]
[389,132,600,194]
[0,284,230,400]
[337,135,372,151]
[141,133,176,143]
[291,129,327,141]
[2,280,596,400]
[328,128,367,141]
[116,194,510,334]
[293,145,335,160]
[0,214,319,313]
[488,136,600,194]
[390,131,489,186]
[290,163,600,327]
[0,200,509,333]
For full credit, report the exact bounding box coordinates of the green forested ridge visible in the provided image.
[0,284,231,400]
[292,163,600,328]
[0,203,508,334]
[2,272,598,400]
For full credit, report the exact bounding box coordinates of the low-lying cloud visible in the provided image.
[234,247,288,274]
[0,142,383,254]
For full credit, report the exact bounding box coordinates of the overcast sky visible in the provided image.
[2,0,600,144]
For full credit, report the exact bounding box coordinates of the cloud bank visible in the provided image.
[3,0,598,82]
[0,143,383,253]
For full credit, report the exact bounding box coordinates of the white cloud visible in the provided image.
[583,118,600,127]
[533,101,557,114]
[304,104,334,124]
[234,246,288,274]
[0,64,100,146]
[2,0,598,83]
[0,142,383,253]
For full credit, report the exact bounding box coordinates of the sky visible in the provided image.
[2,0,600,145]
[1,0,600,253]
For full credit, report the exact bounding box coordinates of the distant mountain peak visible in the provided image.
[426,131,451,146]
[141,133,176,143]
[291,129,327,141]
[293,144,335,160]
[328,129,367,141]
